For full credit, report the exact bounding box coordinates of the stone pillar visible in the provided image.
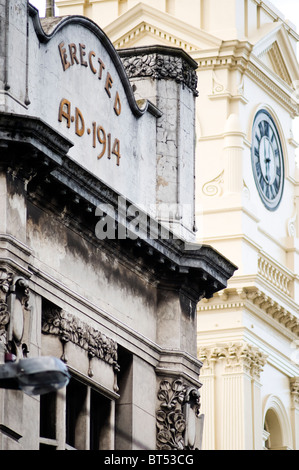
[0,0,29,112]
[119,46,198,241]
[197,346,217,449]
[116,354,156,450]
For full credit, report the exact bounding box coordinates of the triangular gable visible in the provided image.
[251,22,299,87]
[104,2,221,53]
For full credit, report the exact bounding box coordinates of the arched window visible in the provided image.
[263,395,292,450]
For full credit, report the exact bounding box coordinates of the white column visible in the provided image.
[290,377,299,450]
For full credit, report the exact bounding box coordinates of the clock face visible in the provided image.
[251,110,284,211]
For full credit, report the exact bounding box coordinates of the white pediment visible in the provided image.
[251,22,299,87]
[104,2,221,53]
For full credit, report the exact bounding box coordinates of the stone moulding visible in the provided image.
[42,306,120,373]
[119,45,199,96]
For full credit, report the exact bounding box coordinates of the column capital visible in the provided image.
[198,341,267,379]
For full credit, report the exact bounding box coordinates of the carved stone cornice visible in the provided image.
[198,342,267,379]
[42,305,120,373]
[0,268,30,358]
[119,45,199,96]
[156,378,201,450]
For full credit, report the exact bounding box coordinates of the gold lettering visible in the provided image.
[112,139,121,166]
[79,43,88,67]
[98,58,105,80]
[97,126,107,159]
[58,98,71,128]
[75,107,85,137]
[69,43,79,65]
[89,51,97,74]
[58,42,70,71]
[105,72,113,98]
[113,92,121,116]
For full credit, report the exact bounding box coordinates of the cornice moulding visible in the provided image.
[31,265,202,383]
[247,60,299,116]
[198,284,299,338]
[105,2,221,50]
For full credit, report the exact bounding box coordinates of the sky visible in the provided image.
[29,0,299,26]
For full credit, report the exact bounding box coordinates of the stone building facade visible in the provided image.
[56,0,299,450]
[0,1,235,450]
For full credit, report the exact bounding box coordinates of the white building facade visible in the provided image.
[56,0,299,450]
[0,1,238,450]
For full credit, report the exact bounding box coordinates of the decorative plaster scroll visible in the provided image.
[290,377,299,408]
[156,378,201,450]
[120,51,198,96]
[287,199,297,238]
[211,71,229,95]
[198,342,267,379]
[42,306,120,373]
[202,170,224,197]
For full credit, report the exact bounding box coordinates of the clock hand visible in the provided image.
[264,139,270,183]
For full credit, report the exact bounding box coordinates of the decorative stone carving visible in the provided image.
[42,306,120,373]
[0,269,13,348]
[198,342,267,380]
[156,378,201,450]
[0,269,30,357]
[6,276,30,358]
[120,50,198,96]
[211,70,229,96]
[290,377,299,408]
[202,170,224,197]
[287,198,297,238]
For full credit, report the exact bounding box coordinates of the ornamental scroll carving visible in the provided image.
[42,305,120,374]
[156,378,202,450]
[120,53,198,96]
[0,268,29,358]
[0,268,13,347]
